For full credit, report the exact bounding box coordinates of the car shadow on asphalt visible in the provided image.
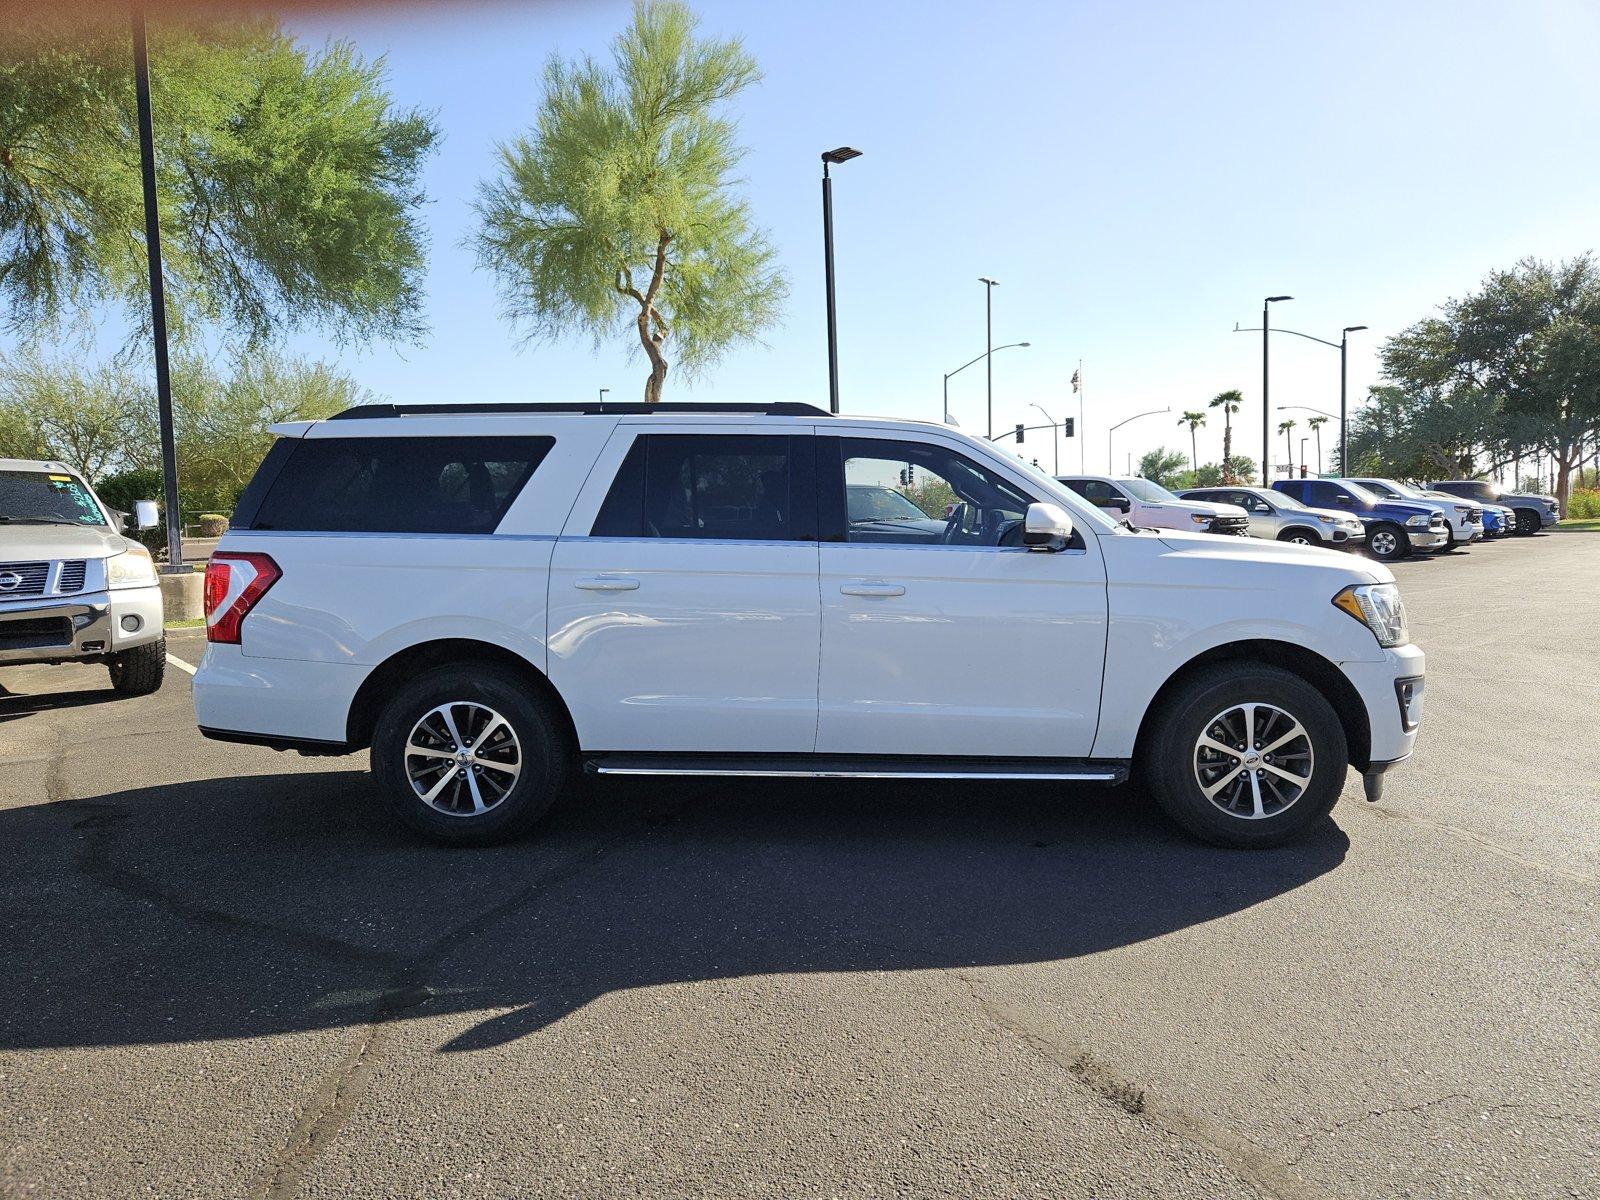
[0,685,126,720]
[0,770,1348,1054]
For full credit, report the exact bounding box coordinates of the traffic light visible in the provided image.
[1062,417,1075,438]
[1015,424,1025,444]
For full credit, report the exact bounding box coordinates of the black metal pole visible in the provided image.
[822,164,839,414]
[1261,301,1270,486]
[132,4,182,570]
[1339,333,1348,475]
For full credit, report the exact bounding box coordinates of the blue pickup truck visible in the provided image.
[1272,478,1450,562]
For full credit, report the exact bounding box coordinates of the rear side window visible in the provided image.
[591,434,814,541]
[249,436,553,534]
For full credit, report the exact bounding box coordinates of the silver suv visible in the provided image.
[1179,486,1365,548]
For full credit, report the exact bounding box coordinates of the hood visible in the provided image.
[0,523,134,562]
[1304,505,1363,525]
[1155,497,1249,519]
[1367,498,1437,519]
[1148,525,1392,582]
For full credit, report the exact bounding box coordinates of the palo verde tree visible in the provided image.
[1208,389,1242,479]
[473,0,787,402]
[1382,256,1600,505]
[0,12,437,345]
[1136,446,1188,487]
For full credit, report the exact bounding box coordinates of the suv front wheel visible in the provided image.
[371,665,568,846]
[1146,664,1347,848]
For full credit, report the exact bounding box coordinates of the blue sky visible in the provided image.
[272,0,1597,474]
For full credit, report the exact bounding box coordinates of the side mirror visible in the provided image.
[1096,496,1130,513]
[1023,502,1074,552]
[133,499,160,530]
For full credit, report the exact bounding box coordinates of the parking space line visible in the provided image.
[166,654,197,676]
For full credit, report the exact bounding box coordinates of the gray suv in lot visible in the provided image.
[1429,479,1560,535]
[1178,486,1365,548]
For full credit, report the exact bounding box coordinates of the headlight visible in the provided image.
[1190,513,1212,525]
[1333,583,1409,648]
[106,545,157,589]
[1316,514,1334,524]
[1405,513,1429,527]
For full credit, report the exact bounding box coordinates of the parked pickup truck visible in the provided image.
[1178,485,1366,548]
[1272,478,1449,562]
[1429,480,1560,535]
[1055,474,1251,536]
[0,459,166,695]
[1348,477,1482,550]
[192,402,1425,851]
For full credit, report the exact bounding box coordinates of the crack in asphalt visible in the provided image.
[1279,1093,1469,1168]
[1358,803,1596,885]
[949,969,1302,1200]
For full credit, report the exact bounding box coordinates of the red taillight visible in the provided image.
[204,552,281,644]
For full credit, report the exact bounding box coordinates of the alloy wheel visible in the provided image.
[1370,529,1398,557]
[1193,702,1314,820]
[404,700,522,816]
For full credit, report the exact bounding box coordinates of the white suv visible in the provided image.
[192,403,1425,849]
[1056,474,1252,537]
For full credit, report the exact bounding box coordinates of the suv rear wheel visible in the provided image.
[1146,664,1347,848]
[371,665,567,846]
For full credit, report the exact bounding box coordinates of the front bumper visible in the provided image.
[1540,508,1561,527]
[1341,643,1425,789]
[0,587,163,665]
[1406,528,1450,551]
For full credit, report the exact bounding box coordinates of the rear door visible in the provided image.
[548,425,821,753]
[815,432,1107,758]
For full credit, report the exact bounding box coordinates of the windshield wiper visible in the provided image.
[0,515,78,525]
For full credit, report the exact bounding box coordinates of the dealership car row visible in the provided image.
[1056,471,1561,562]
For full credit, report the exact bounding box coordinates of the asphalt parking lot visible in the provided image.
[2,532,1596,1199]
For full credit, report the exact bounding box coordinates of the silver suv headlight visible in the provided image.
[106,545,157,589]
[1333,583,1409,648]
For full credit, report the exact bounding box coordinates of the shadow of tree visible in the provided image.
[0,770,1347,1053]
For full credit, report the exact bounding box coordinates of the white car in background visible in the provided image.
[1055,474,1251,536]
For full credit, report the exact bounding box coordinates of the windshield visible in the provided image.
[1342,481,1383,506]
[1118,477,1177,502]
[0,469,108,526]
[1361,478,1422,500]
[846,485,931,522]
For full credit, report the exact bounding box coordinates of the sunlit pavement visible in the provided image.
[2,532,1596,1199]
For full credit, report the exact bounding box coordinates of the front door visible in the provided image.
[815,433,1108,759]
[548,428,820,753]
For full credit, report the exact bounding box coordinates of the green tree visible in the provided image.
[1137,446,1188,487]
[1208,389,1242,479]
[1222,454,1258,486]
[473,0,787,402]
[0,14,437,344]
[1306,415,1329,475]
[0,348,145,481]
[1277,419,1296,477]
[1382,256,1600,505]
[1347,384,1501,480]
[1178,410,1206,470]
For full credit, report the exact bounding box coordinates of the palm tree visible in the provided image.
[1277,419,1297,478]
[1178,410,1207,470]
[1307,415,1329,475]
[1209,390,1243,479]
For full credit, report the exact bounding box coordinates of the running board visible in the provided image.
[584,753,1128,784]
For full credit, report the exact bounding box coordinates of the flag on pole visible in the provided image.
[1070,369,1081,393]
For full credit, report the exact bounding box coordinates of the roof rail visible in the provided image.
[328,401,832,420]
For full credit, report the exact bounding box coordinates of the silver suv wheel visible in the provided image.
[404,700,522,816]
[1193,702,1314,820]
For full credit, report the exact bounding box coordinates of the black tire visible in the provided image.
[370,664,568,846]
[1144,663,1348,849]
[1514,508,1540,536]
[1276,527,1319,546]
[107,636,166,696]
[1436,537,1458,552]
[1365,522,1408,562]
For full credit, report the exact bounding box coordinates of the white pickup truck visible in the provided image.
[0,459,166,695]
[191,403,1425,851]
[1057,474,1253,536]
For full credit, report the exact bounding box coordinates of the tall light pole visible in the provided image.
[943,342,1030,424]
[598,388,609,404]
[1262,296,1292,484]
[821,147,862,413]
[1300,436,1308,478]
[979,277,998,437]
[1030,403,1060,474]
[132,3,182,572]
[1339,325,1368,473]
[1109,407,1170,474]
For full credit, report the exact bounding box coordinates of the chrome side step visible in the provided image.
[585,753,1128,784]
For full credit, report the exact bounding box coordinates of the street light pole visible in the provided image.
[598,388,609,404]
[820,147,861,414]
[1262,296,1292,485]
[943,342,1030,425]
[1109,407,1171,474]
[979,278,998,438]
[132,3,182,572]
[1339,325,1367,474]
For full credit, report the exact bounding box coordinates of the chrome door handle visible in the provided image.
[575,576,640,591]
[840,582,905,598]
